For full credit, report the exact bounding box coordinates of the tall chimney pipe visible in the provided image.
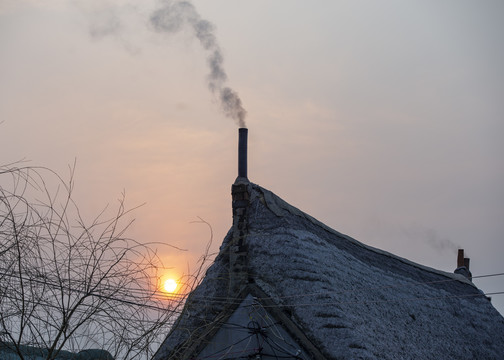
[237,128,248,181]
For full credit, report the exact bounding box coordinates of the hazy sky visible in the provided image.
[1,0,503,314]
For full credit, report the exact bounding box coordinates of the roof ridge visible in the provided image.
[250,183,475,288]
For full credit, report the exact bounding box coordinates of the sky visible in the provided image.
[1,0,503,315]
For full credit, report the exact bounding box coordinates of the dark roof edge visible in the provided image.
[167,287,251,360]
[181,284,328,360]
[248,283,329,360]
[252,183,475,288]
[158,283,328,360]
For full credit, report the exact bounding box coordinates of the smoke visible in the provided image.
[401,225,460,254]
[150,0,247,127]
[77,1,142,55]
[87,6,122,39]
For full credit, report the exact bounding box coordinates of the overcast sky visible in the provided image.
[1,0,503,314]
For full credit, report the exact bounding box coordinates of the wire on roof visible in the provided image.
[2,269,504,312]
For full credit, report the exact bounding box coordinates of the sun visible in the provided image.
[163,278,178,293]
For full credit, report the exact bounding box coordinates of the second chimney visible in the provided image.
[457,249,465,268]
[455,249,472,281]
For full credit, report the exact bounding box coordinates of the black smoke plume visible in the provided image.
[150,0,247,127]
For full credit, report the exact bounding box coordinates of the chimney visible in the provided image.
[457,249,464,268]
[237,128,248,183]
[464,257,470,270]
[230,128,250,295]
[232,128,250,210]
[454,248,472,281]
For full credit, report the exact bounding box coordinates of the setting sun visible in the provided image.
[163,279,178,293]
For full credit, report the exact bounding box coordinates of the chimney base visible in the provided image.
[232,183,250,211]
[454,249,472,281]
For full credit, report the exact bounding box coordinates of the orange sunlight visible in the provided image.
[163,278,178,293]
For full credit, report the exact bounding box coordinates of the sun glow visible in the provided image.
[163,278,178,293]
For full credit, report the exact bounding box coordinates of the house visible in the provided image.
[0,343,113,360]
[154,129,504,360]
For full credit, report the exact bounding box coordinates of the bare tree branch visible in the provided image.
[0,162,211,360]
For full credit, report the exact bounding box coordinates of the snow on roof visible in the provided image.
[155,183,504,360]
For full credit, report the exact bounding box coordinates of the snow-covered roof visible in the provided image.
[155,183,504,360]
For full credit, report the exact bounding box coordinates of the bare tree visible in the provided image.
[0,162,207,360]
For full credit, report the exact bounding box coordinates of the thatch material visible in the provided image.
[155,183,504,360]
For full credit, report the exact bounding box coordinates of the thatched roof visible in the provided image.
[155,183,504,360]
